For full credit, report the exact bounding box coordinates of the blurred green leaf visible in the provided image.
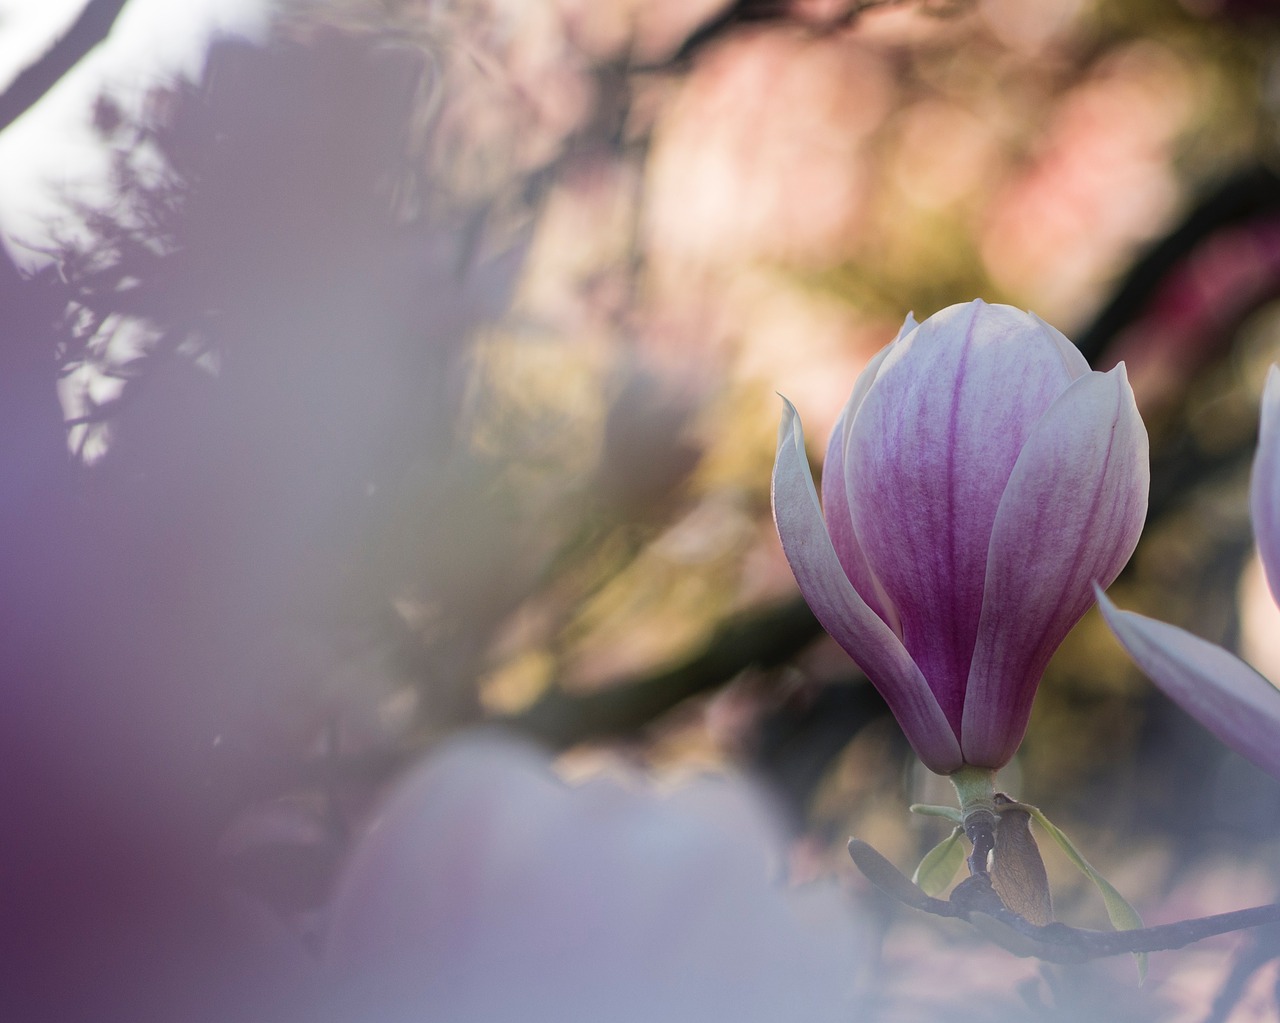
[912,826,964,896]
[909,803,963,824]
[1018,803,1147,983]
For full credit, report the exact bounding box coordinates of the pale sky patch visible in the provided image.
[0,0,271,262]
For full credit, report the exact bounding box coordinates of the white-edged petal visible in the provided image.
[962,365,1149,768]
[822,345,899,632]
[1098,591,1280,781]
[772,398,962,773]
[1251,365,1280,604]
[1027,310,1091,381]
[845,300,1082,733]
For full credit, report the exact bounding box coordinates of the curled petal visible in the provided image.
[1098,591,1280,781]
[772,398,962,773]
[822,345,898,631]
[962,365,1149,768]
[847,301,1083,731]
[1251,365,1280,603]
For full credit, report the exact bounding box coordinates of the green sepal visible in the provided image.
[909,803,964,824]
[912,825,965,896]
[1012,802,1147,983]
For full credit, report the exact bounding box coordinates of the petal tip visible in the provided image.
[776,394,800,443]
[894,312,920,343]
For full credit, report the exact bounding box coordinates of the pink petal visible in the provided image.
[1028,310,1092,381]
[822,345,899,632]
[846,301,1083,732]
[772,398,962,773]
[961,365,1149,768]
[1098,592,1280,781]
[1251,365,1280,604]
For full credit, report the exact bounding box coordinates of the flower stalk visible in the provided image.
[950,765,998,876]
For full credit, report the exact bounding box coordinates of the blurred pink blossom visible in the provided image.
[982,43,1190,319]
[322,733,864,1022]
[645,30,890,271]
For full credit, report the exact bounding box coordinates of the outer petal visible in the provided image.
[961,365,1149,768]
[772,398,962,773]
[1251,364,1280,603]
[1028,311,1092,382]
[1098,592,1280,781]
[822,344,899,631]
[847,300,1082,731]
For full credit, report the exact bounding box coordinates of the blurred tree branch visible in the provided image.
[0,0,131,137]
[658,0,932,69]
[849,838,1280,961]
[1075,166,1280,365]
[508,596,825,748]
[0,0,133,498]
[1202,924,1280,1023]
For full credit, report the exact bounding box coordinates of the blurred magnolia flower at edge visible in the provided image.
[318,732,864,1023]
[772,300,1150,781]
[1099,365,1280,781]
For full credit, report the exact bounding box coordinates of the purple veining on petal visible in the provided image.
[846,301,1079,734]
[1251,365,1280,604]
[1098,591,1280,781]
[961,365,1148,768]
[823,346,899,633]
[772,398,963,773]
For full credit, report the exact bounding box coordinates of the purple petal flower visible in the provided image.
[1100,365,1280,780]
[773,300,1150,774]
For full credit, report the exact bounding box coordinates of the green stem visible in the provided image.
[949,765,997,816]
[949,765,997,877]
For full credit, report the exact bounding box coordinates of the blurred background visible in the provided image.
[4,0,1280,1020]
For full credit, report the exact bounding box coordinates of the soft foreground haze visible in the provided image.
[1,1,1280,1020]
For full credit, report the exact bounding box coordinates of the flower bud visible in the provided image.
[773,299,1149,773]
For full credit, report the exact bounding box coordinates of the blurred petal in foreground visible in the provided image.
[323,733,864,1023]
[1099,366,1280,782]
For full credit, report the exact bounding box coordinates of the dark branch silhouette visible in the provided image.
[1074,166,1280,364]
[509,596,824,747]
[0,0,131,136]
[848,839,1280,962]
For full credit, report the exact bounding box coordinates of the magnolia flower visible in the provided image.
[321,734,864,1023]
[773,300,1149,775]
[1099,366,1280,780]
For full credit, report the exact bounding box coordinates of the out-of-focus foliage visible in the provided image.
[4,0,1280,1019]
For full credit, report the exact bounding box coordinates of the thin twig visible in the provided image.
[849,838,1280,963]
